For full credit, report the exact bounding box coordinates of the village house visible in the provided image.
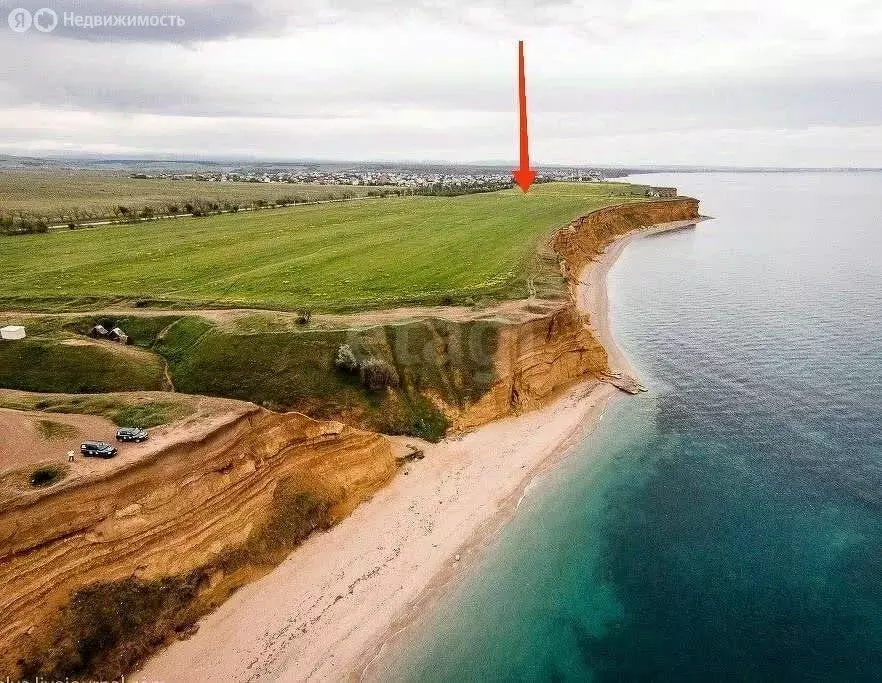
[646,186,678,199]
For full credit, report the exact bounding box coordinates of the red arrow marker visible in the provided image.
[512,39,537,193]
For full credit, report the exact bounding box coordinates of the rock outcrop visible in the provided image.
[0,409,395,677]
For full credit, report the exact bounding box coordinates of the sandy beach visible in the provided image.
[136,219,696,683]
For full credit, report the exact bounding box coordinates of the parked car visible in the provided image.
[116,427,149,443]
[80,441,118,458]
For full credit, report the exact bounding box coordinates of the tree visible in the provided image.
[334,344,359,373]
[359,358,400,391]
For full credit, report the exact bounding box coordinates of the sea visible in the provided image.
[380,172,882,681]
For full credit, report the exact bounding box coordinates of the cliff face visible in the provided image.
[0,410,395,677]
[551,199,699,291]
[453,199,700,428]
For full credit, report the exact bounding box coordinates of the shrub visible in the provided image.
[375,393,449,442]
[235,485,332,565]
[359,358,399,391]
[0,216,48,235]
[21,573,206,680]
[334,344,359,373]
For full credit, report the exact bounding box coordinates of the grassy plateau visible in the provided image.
[0,182,647,312]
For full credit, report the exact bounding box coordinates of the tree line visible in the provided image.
[1,180,524,236]
[0,215,49,236]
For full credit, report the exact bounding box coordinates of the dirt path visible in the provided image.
[1,298,562,331]
[0,299,562,329]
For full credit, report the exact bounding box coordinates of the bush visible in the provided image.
[359,358,399,391]
[334,344,359,373]
[375,393,449,442]
[0,216,48,235]
[21,573,206,680]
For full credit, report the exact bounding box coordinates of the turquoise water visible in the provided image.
[383,172,882,681]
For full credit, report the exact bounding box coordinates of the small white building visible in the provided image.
[0,325,26,340]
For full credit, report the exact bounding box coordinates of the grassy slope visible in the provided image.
[0,316,168,394]
[0,392,192,428]
[0,170,378,222]
[0,182,647,312]
[0,340,166,393]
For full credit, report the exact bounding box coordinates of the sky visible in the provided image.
[1,0,881,167]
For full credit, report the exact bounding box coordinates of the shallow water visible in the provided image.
[382,172,882,682]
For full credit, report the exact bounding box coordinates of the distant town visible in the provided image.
[128,166,612,191]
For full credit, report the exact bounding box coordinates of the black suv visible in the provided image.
[116,427,149,443]
[80,441,118,458]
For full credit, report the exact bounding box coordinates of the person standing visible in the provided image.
[67,449,75,463]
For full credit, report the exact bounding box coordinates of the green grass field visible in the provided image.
[0,392,193,428]
[0,170,379,223]
[0,182,647,313]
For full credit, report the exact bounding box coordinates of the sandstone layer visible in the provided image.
[0,409,395,677]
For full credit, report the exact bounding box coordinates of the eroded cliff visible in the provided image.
[453,198,700,428]
[0,409,395,678]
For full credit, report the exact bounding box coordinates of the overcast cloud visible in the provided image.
[1,0,881,165]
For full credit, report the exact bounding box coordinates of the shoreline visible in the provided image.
[135,218,698,682]
[582,218,706,380]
